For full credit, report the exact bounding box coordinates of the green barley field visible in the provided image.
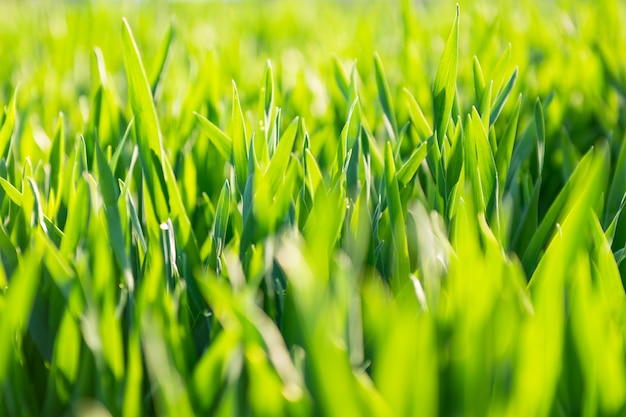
[1,0,626,415]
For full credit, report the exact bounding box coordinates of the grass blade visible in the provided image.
[122,18,169,221]
[149,22,175,96]
[397,142,428,186]
[95,142,134,292]
[384,141,410,283]
[231,81,249,195]
[490,67,518,126]
[213,180,230,260]
[194,112,232,161]
[432,5,459,141]
[374,52,398,141]
[495,95,522,195]
[404,88,432,142]
[0,87,17,159]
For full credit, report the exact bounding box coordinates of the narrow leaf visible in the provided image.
[432,5,459,140]
[374,52,398,141]
[232,81,248,195]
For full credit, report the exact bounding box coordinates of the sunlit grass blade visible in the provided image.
[122,18,164,158]
[264,116,298,197]
[95,141,134,292]
[332,55,351,102]
[213,179,230,261]
[60,176,89,257]
[191,327,242,413]
[142,313,195,416]
[231,81,249,196]
[263,60,275,146]
[445,117,464,203]
[472,56,486,103]
[149,22,175,96]
[524,146,606,275]
[122,18,170,221]
[0,244,42,382]
[478,81,492,132]
[397,142,428,186]
[0,86,18,159]
[464,108,497,214]
[110,119,134,175]
[490,43,512,93]
[432,5,459,142]
[25,177,47,233]
[489,67,518,126]
[194,112,232,161]
[0,176,23,206]
[495,94,521,195]
[374,52,398,141]
[532,98,546,179]
[384,141,410,283]
[304,149,323,195]
[404,88,432,142]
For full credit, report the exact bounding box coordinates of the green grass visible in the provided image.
[1,0,626,415]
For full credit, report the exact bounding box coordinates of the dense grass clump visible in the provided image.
[1,0,626,415]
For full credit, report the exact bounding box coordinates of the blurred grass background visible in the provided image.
[0,0,624,205]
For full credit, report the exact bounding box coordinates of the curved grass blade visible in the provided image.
[490,43,512,92]
[445,116,464,202]
[472,56,486,103]
[194,112,232,161]
[478,81,492,132]
[532,98,546,179]
[0,244,43,382]
[305,149,323,195]
[264,116,299,197]
[48,113,65,196]
[149,22,175,96]
[495,94,522,195]
[432,5,459,141]
[522,147,603,275]
[110,117,134,174]
[95,142,134,292]
[384,141,410,283]
[341,99,361,184]
[213,180,230,260]
[60,176,89,256]
[0,177,23,206]
[403,88,432,142]
[397,142,428,186]
[374,52,398,141]
[0,86,18,159]
[231,81,249,195]
[264,60,275,145]
[26,177,47,234]
[332,55,351,102]
[191,328,242,413]
[490,67,518,126]
[465,108,497,214]
[121,18,169,221]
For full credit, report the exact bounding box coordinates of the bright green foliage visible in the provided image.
[1,1,626,416]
